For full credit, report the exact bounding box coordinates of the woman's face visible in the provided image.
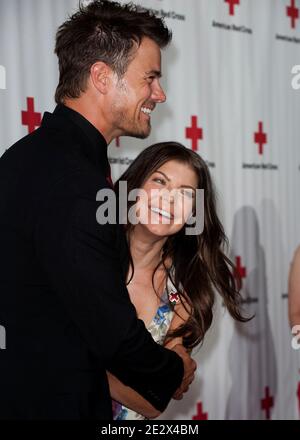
[134,159,198,237]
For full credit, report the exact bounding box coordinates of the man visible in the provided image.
[0,0,196,419]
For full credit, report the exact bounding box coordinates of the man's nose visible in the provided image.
[152,81,166,103]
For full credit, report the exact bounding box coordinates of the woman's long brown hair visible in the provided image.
[115,142,250,350]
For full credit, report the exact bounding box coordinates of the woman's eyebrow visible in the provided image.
[154,170,170,181]
[154,171,196,191]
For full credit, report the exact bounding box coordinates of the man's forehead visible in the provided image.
[127,37,162,72]
[137,37,162,58]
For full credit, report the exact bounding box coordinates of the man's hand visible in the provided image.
[170,344,196,400]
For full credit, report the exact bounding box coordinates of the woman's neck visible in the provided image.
[128,226,167,272]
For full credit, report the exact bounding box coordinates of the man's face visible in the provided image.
[108,37,166,139]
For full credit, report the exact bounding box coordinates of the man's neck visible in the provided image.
[63,97,119,145]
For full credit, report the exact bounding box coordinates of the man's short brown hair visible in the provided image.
[54,0,172,104]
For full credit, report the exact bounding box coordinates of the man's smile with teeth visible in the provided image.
[141,107,152,115]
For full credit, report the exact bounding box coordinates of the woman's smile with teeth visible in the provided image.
[150,207,172,219]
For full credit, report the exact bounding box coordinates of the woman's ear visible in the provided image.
[90,61,112,95]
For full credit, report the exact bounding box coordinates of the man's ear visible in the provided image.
[90,61,112,94]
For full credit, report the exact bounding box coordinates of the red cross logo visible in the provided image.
[192,402,208,420]
[169,292,180,305]
[21,97,41,134]
[261,386,274,420]
[225,0,240,16]
[287,0,299,29]
[115,137,120,148]
[185,116,203,151]
[254,121,267,155]
[234,256,247,288]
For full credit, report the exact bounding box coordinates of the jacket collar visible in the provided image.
[41,104,110,175]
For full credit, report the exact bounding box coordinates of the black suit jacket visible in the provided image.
[0,105,184,420]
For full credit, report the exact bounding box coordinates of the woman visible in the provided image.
[108,142,248,420]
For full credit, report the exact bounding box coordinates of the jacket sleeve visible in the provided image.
[34,171,184,412]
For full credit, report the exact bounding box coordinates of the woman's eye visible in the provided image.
[153,177,165,184]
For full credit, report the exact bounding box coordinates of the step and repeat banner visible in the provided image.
[0,0,300,420]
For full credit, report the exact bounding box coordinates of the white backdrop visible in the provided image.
[0,0,300,420]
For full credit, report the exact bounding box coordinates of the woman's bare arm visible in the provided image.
[107,371,161,419]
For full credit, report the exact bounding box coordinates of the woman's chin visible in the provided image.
[140,222,182,238]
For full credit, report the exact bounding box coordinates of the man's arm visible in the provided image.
[107,299,195,414]
[34,171,187,411]
[163,300,194,400]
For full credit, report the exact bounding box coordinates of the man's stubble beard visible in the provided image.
[112,78,151,139]
[111,104,151,139]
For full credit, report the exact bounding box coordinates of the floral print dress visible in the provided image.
[112,273,179,420]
